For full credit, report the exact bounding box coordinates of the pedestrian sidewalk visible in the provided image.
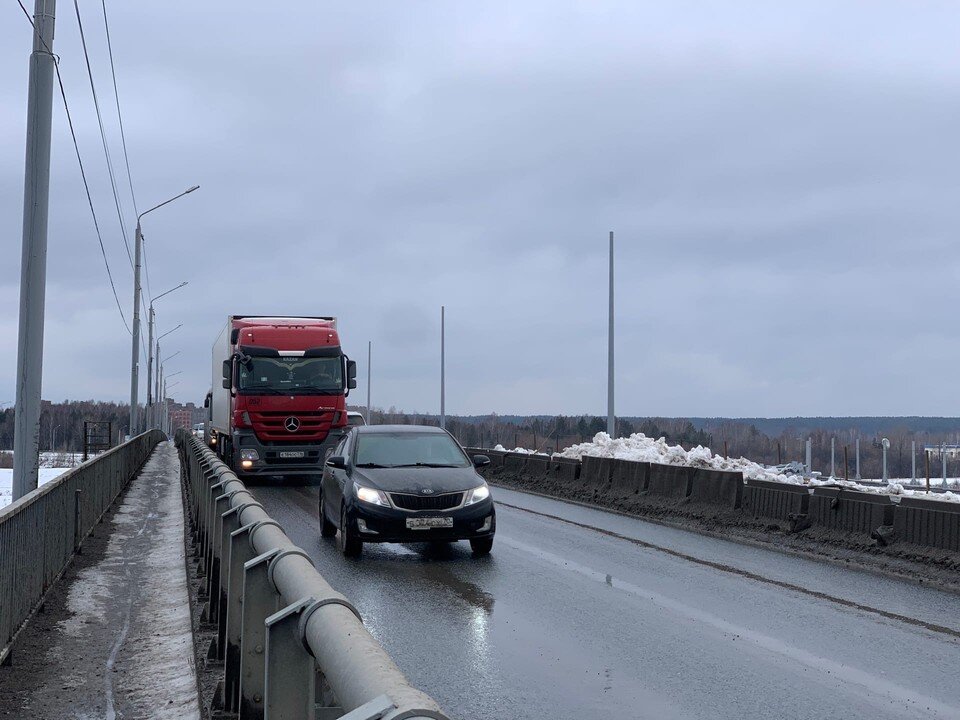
[0,441,200,719]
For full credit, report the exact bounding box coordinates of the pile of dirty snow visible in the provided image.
[492,444,549,456]
[554,433,960,504]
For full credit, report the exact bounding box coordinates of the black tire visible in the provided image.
[337,504,362,557]
[470,536,494,556]
[319,492,337,538]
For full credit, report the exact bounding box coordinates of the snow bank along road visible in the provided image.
[250,483,960,720]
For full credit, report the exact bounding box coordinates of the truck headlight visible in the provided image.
[240,449,260,462]
[356,485,390,507]
[464,484,490,506]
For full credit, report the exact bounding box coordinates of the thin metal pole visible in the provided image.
[155,340,161,407]
[128,222,143,436]
[13,0,57,501]
[830,437,835,478]
[440,306,445,429]
[146,305,154,426]
[805,438,812,475]
[942,442,947,487]
[855,438,861,480]
[911,440,916,483]
[366,341,372,425]
[607,231,615,437]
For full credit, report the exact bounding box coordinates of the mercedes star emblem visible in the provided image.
[284,416,301,432]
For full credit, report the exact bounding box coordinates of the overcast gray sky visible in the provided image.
[2,1,959,417]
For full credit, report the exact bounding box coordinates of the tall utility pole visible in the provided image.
[13,0,57,501]
[607,230,615,438]
[128,222,143,437]
[440,306,446,430]
[146,305,154,427]
[366,340,372,425]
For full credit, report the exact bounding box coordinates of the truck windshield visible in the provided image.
[238,356,343,394]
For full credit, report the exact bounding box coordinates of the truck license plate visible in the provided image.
[279,451,305,459]
[406,517,453,530]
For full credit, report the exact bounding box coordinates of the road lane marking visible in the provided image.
[496,500,960,641]
[499,534,960,719]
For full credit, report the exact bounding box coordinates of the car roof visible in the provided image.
[354,424,447,434]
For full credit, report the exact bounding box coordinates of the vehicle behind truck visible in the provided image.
[208,315,357,481]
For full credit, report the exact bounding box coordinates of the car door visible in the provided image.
[322,433,349,523]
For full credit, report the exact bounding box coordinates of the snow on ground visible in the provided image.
[0,467,74,510]
[502,432,960,504]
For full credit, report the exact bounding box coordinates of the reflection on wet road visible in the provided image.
[251,483,960,720]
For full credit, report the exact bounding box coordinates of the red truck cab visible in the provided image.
[210,316,357,480]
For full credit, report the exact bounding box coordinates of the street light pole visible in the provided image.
[607,230,615,438]
[440,306,445,430]
[147,283,187,429]
[366,340,372,425]
[128,186,198,438]
[13,0,57,501]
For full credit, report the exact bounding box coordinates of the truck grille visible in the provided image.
[390,492,464,511]
[251,410,336,442]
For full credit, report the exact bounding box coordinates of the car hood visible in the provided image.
[353,466,484,495]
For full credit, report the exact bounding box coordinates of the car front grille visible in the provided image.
[390,492,464,511]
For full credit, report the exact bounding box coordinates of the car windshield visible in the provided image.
[354,432,469,468]
[238,356,342,394]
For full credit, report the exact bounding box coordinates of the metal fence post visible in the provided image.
[217,502,259,666]
[224,520,263,714]
[239,549,281,720]
[264,597,318,719]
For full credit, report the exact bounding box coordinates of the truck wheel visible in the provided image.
[338,505,362,557]
[319,493,337,538]
[470,537,494,556]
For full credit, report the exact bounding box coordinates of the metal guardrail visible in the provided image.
[0,429,165,665]
[175,430,450,720]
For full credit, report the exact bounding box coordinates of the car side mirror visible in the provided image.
[221,378,230,389]
[472,454,491,467]
[326,455,347,470]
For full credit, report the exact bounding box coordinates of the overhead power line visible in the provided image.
[72,0,135,271]
[17,0,131,334]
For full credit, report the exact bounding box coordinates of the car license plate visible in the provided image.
[279,451,305,459]
[406,516,453,530]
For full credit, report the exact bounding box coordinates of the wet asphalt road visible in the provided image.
[251,483,960,720]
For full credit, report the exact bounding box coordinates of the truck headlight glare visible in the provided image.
[240,449,260,461]
[464,484,490,506]
[356,485,390,507]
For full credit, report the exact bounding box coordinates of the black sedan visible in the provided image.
[319,425,495,557]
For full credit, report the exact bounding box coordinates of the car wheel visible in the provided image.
[319,492,337,538]
[337,504,362,557]
[470,536,493,556]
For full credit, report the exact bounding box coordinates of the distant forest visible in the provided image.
[5,401,960,481]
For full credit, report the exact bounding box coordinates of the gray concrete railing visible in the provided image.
[175,430,450,720]
[0,430,166,664]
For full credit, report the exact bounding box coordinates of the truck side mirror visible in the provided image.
[203,393,211,408]
[348,378,357,389]
[347,360,357,379]
[222,360,231,379]
[222,378,230,389]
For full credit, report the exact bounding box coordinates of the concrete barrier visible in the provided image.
[741,479,809,527]
[646,463,692,499]
[893,496,960,551]
[549,457,580,484]
[523,455,552,482]
[581,456,613,493]
[808,487,894,538]
[608,459,648,497]
[502,453,528,476]
[689,468,744,509]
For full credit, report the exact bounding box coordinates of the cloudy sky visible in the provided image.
[2,1,959,418]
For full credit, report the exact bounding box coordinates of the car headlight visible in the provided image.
[356,485,390,507]
[464,484,490,506]
[240,449,260,461]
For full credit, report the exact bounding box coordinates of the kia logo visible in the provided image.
[284,416,301,432]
